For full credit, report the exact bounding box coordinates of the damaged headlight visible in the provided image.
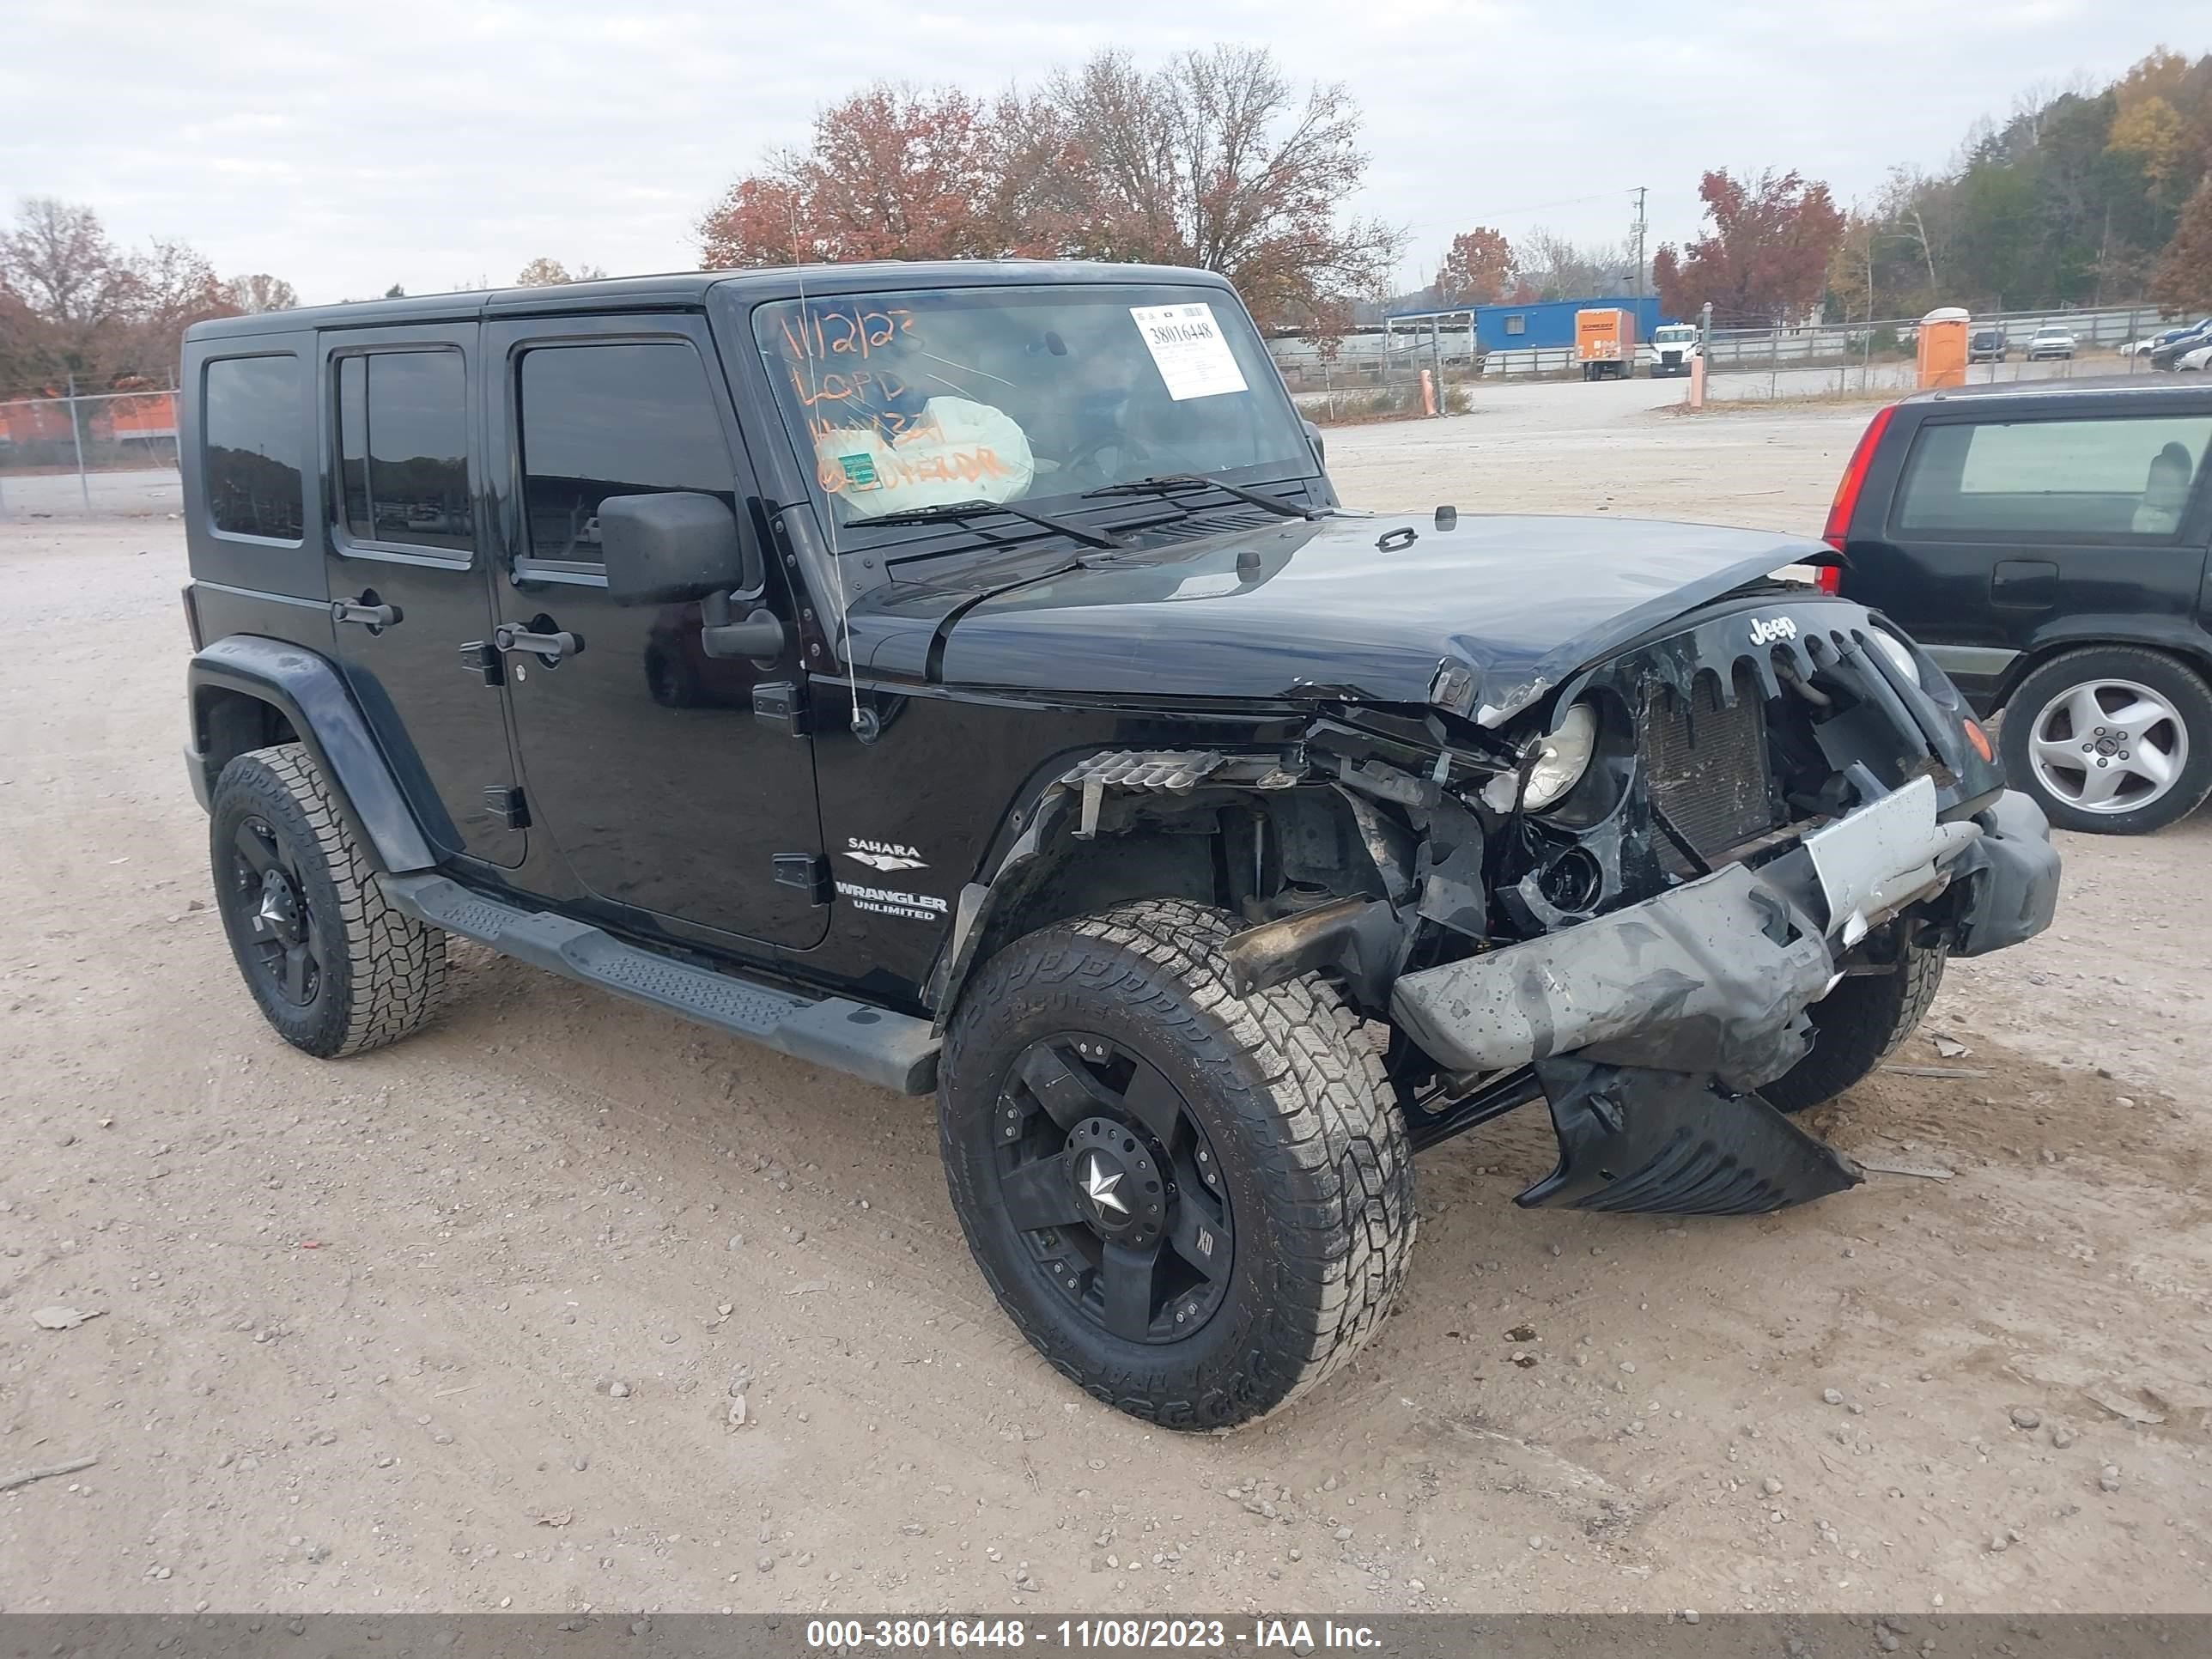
[1482,701,1599,812]
[1866,628,1921,687]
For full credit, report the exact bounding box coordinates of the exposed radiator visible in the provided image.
[1640,671,1777,869]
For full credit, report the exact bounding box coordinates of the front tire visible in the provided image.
[1761,940,1946,1114]
[939,899,1415,1429]
[2000,647,2212,834]
[210,744,446,1058]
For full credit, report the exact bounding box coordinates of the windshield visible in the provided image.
[1654,326,1698,343]
[752,283,1310,528]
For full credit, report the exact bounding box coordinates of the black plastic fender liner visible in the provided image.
[187,635,437,873]
[1516,1059,1863,1215]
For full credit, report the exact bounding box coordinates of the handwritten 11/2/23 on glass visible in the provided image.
[803,1619,1382,1650]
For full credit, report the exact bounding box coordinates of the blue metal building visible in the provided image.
[1468,295,1664,352]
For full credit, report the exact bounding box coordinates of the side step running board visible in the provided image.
[380,874,939,1096]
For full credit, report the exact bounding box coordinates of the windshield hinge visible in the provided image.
[482,786,529,831]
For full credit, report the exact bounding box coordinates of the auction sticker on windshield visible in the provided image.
[1131,302,1249,401]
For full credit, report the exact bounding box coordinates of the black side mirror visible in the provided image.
[1303,419,1327,469]
[599,492,761,605]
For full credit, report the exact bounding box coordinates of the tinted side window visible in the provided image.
[1894,415,2212,541]
[337,356,370,538]
[517,343,732,567]
[335,349,471,553]
[204,356,304,541]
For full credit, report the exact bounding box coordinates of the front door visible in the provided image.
[320,322,525,866]
[483,314,827,951]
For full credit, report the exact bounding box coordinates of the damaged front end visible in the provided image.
[941,588,2058,1219]
[1375,592,2058,1214]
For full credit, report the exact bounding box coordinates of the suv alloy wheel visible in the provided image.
[2000,647,2212,834]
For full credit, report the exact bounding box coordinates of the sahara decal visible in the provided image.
[841,836,928,873]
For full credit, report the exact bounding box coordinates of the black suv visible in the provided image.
[180,263,2057,1428]
[1825,378,2212,833]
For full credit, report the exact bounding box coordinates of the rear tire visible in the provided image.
[210,744,446,1058]
[939,899,1415,1429]
[1999,647,2212,834]
[1761,940,1945,1114]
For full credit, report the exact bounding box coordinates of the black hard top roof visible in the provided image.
[184,260,1235,343]
[1900,374,2212,406]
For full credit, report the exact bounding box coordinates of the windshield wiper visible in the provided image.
[860,498,1129,550]
[1082,474,1322,521]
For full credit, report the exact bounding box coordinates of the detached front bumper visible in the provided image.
[1388,780,2059,1213]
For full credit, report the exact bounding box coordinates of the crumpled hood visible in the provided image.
[849,512,1828,726]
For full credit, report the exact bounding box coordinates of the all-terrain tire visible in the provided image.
[939,898,1416,1429]
[1998,646,2212,835]
[1760,941,1945,1114]
[210,744,446,1058]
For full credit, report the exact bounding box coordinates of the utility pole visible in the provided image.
[1631,186,1648,302]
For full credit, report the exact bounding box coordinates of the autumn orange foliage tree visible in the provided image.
[1651,169,1845,325]
[696,47,1403,331]
[2152,173,2212,308]
[1434,228,1516,306]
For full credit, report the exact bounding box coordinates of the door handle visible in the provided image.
[331,597,402,629]
[493,622,581,660]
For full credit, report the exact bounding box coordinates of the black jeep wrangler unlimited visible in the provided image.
[180,262,2059,1429]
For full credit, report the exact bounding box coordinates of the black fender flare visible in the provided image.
[186,635,437,873]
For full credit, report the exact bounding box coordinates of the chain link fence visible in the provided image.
[1266,302,2187,411]
[1692,303,2175,402]
[0,382,182,516]
[1275,326,1480,422]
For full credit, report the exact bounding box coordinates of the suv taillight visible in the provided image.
[1820,403,1897,592]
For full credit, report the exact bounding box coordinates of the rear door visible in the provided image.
[482,313,827,951]
[1848,404,2212,704]
[320,322,526,867]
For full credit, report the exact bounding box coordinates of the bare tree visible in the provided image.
[0,198,313,388]
[0,197,140,368]
[514,258,608,287]
[1516,228,1641,301]
[699,45,1402,331]
[223,273,300,313]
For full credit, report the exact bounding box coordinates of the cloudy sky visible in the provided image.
[5,0,2205,303]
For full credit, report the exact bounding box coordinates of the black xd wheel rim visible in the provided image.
[230,816,323,1006]
[993,1036,1234,1344]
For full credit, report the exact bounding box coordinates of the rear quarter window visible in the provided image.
[204,355,305,542]
[1892,413,2212,542]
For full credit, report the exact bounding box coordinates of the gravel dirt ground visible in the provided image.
[3,380,2208,1617]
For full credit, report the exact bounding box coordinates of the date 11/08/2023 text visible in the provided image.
[800,1618,1381,1650]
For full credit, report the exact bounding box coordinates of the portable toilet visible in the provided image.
[1917,307,1969,389]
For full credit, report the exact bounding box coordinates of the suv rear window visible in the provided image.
[204,356,304,541]
[1893,414,2211,540]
